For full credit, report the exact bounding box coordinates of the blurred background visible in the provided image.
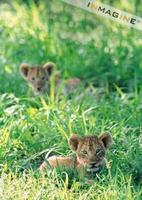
[0,0,142,95]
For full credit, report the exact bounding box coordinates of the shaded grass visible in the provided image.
[0,0,142,95]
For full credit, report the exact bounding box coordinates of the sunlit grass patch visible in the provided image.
[0,91,142,199]
[0,170,141,200]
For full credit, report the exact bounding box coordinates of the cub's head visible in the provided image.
[69,133,112,172]
[20,62,55,94]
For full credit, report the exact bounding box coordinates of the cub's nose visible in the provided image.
[37,87,41,91]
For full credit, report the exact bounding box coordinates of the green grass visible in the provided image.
[0,0,142,199]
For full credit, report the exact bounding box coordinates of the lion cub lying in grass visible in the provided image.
[40,133,112,173]
[20,62,80,95]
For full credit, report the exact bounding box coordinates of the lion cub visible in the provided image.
[40,133,112,173]
[20,62,80,95]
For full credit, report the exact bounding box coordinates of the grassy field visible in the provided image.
[0,0,142,199]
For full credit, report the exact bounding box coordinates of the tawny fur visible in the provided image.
[20,62,80,95]
[39,133,112,173]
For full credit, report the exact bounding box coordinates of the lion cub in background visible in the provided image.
[40,133,112,173]
[20,62,80,95]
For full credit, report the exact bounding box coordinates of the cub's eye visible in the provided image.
[32,77,35,81]
[42,77,45,80]
[82,150,88,155]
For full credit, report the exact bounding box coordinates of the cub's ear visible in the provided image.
[99,133,112,149]
[69,134,80,151]
[43,62,55,75]
[20,63,30,77]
